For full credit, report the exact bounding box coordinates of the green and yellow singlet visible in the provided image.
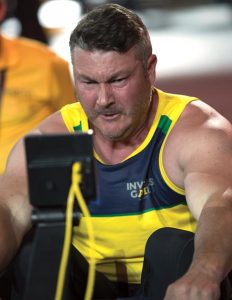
[60,89,198,284]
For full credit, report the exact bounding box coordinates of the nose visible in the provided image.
[96,83,113,106]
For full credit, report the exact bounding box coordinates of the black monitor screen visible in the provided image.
[24,132,96,208]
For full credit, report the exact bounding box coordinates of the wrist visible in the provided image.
[190,254,228,282]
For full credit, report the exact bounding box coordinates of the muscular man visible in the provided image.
[0,4,231,300]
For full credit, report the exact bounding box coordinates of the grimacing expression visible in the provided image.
[72,47,155,141]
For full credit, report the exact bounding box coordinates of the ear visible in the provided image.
[147,54,157,85]
[0,1,6,23]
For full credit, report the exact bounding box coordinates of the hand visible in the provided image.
[164,268,221,300]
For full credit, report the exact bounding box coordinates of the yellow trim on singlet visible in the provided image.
[157,90,197,194]
[159,155,185,194]
[60,102,89,133]
[61,103,103,163]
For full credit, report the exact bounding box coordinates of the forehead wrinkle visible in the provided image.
[76,57,120,82]
[73,47,140,80]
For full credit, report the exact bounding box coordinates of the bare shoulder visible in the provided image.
[172,100,232,167]
[181,100,231,132]
[4,110,68,180]
[176,101,232,159]
[38,110,68,134]
[3,111,67,173]
[163,99,232,192]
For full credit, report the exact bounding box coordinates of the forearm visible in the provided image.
[0,204,20,272]
[190,196,232,282]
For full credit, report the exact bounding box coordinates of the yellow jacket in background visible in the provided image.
[0,35,76,174]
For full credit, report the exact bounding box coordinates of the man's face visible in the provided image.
[72,46,155,142]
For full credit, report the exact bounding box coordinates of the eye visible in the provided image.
[111,77,127,86]
[114,78,125,82]
[83,81,96,85]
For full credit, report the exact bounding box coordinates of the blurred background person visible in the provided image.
[0,0,76,174]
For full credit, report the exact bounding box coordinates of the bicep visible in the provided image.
[0,136,34,246]
[183,124,232,220]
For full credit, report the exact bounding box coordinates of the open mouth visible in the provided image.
[99,112,120,120]
[102,113,119,120]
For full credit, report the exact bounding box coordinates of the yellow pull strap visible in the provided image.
[55,162,96,300]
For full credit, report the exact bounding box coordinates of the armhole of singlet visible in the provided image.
[157,99,197,196]
[159,136,185,195]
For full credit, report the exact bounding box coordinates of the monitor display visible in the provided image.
[24,132,96,208]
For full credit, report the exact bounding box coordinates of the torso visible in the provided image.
[58,89,198,283]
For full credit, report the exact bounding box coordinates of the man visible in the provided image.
[0,3,231,300]
[0,0,75,174]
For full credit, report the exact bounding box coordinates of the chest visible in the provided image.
[88,124,186,216]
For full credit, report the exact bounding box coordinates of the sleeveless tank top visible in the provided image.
[60,88,198,284]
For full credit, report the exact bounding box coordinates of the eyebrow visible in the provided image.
[77,74,96,82]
